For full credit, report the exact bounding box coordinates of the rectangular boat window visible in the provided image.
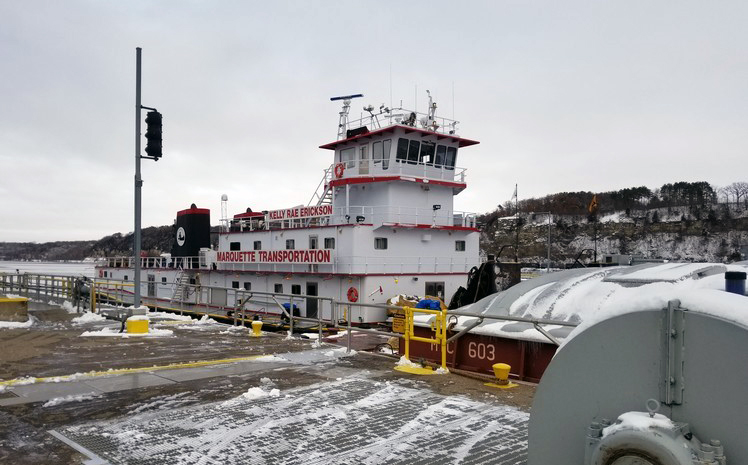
[382,139,391,169]
[243,282,251,290]
[232,281,239,289]
[253,240,261,250]
[124,275,128,281]
[445,147,457,169]
[420,142,435,165]
[340,147,355,168]
[435,145,446,166]
[162,277,167,283]
[425,281,445,299]
[286,239,295,250]
[291,284,301,295]
[396,138,409,162]
[374,237,388,250]
[309,235,318,250]
[373,141,382,164]
[189,278,196,285]
[104,271,108,278]
[274,283,283,293]
[455,240,466,251]
[407,139,420,164]
[230,242,241,251]
[359,145,369,174]
[324,237,335,249]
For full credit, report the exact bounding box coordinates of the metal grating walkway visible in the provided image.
[54,378,528,465]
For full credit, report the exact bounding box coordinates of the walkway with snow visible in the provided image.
[54,376,528,465]
[0,301,531,464]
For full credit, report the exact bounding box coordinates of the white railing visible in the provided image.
[96,256,204,270]
[330,205,477,228]
[344,107,460,137]
[331,160,467,184]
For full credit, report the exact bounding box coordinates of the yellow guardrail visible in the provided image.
[402,306,448,371]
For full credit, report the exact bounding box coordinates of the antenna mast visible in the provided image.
[330,93,363,140]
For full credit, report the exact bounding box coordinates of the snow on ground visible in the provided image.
[80,327,174,338]
[71,312,107,324]
[0,318,35,329]
[43,393,102,408]
[57,378,529,465]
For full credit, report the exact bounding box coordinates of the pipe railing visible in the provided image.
[2,272,578,352]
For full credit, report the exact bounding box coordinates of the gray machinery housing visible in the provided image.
[528,294,747,464]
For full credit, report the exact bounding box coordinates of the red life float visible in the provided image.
[98,270,103,278]
[334,163,345,178]
[347,286,359,302]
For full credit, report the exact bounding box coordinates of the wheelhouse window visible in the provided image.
[230,241,241,251]
[286,239,295,250]
[324,237,335,249]
[420,142,435,165]
[340,147,355,168]
[445,146,457,169]
[455,240,466,251]
[374,237,388,250]
[373,139,391,170]
[253,240,261,250]
[407,139,420,164]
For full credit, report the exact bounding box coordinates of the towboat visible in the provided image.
[97,92,481,323]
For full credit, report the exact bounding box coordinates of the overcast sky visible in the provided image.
[2,1,747,242]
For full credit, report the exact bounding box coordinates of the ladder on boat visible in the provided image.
[305,165,334,226]
[171,270,190,302]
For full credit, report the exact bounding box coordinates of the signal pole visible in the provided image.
[133,47,163,308]
[134,47,142,308]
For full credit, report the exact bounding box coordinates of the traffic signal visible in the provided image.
[144,110,162,159]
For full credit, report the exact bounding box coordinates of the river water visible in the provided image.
[0,260,95,278]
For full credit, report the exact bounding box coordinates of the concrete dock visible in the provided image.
[0,302,533,464]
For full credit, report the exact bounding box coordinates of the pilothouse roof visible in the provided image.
[319,125,479,151]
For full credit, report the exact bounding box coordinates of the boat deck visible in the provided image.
[0,302,533,464]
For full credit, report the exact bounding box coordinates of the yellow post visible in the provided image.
[251,320,263,337]
[440,308,447,370]
[91,281,97,313]
[404,305,411,360]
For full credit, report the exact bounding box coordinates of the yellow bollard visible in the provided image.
[485,362,518,389]
[250,320,263,337]
[126,316,150,334]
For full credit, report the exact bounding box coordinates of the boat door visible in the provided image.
[306,282,318,318]
[359,145,369,175]
[147,274,156,297]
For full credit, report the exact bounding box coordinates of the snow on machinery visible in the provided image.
[527,266,747,464]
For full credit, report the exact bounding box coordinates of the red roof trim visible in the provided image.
[319,124,479,150]
[218,223,374,235]
[233,211,264,219]
[381,223,479,232]
[329,176,466,189]
[177,208,210,217]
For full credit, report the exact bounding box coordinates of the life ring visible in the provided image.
[98,270,103,278]
[347,286,359,302]
[334,163,345,178]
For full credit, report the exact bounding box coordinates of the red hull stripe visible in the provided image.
[329,176,466,189]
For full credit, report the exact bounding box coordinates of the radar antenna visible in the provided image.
[330,93,363,140]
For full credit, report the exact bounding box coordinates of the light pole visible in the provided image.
[532,212,553,272]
